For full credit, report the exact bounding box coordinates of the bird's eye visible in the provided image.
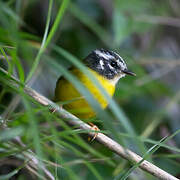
[110,61,118,68]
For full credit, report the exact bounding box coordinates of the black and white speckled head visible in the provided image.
[84,49,135,81]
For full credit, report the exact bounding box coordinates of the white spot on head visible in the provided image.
[108,64,114,70]
[99,59,104,70]
[117,60,127,70]
[113,52,124,61]
[113,51,127,70]
[95,50,114,60]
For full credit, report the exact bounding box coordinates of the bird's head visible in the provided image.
[84,49,136,83]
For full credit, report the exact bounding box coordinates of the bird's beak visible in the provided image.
[122,69,136,76]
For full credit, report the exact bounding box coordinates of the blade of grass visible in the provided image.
[117,132,180,153]
[22,96,44,177]
[70,3,111,46]
[0,126,24,142]
[0,160,28,180]
[153,154,180,159]
[42,110,112,178]
[10,49,25,83]
[0,47,13,75]
[0,1,24,27]
[44,0,70,50]
[26,0,70,82]
[118,128,180,180]
[25,0,53,82]
[44,112,115,167]
[53,140,103,180]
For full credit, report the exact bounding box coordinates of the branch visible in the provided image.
[0,67,178,180]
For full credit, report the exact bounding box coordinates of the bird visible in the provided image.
[55,49,135,139]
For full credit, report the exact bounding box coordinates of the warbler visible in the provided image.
[55,49,135,119]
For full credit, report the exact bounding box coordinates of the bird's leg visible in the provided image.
[51,108,57,113]
[88,122,100,141]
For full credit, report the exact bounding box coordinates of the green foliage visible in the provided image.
[0,0,180,179]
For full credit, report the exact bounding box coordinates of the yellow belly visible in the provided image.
[55,68,115,119]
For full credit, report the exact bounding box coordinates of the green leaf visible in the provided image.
[0,127,24,142]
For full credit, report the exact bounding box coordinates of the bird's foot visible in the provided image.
[51,104,63,113]
[88,122,100,142]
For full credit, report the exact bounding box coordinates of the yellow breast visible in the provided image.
[55,68,115,119]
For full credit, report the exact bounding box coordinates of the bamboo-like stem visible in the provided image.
[0,67,178,180]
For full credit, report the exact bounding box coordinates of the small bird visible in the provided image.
[55,49,136,120]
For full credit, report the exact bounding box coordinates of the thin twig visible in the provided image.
[138,58,180,65]
[14,137,55,180]
[0,67,178,180]
[0,118,55,180]
[134,14,180,28]
[135,63,176,86]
